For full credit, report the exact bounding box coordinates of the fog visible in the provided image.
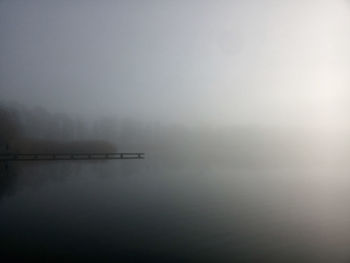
[2,0,350,262]
[1,0,349,128]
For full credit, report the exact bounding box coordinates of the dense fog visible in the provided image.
[2,0,350,262]
[2,102,350,172]
[1,0,349,127]
[3,102,350,261]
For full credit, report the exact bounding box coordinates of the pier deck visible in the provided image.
[0,153,144,161]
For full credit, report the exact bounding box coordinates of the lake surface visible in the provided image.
[1,152,350,262]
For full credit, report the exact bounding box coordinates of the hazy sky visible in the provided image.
[1,0,349,128]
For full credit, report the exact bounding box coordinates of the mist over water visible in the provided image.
[1,104,350,261]
[1,0,350,262]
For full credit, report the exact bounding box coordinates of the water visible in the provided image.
[1,151,350,262]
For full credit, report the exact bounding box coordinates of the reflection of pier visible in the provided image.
[0,153,144,161]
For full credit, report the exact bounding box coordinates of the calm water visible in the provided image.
[1,153,350,262]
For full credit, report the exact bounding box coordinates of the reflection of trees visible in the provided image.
[0,161,85,202]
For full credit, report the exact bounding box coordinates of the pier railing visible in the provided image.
[0,153,144,161]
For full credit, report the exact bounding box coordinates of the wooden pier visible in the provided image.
[0,153,144,162]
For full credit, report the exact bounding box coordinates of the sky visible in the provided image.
[1,0,349,128]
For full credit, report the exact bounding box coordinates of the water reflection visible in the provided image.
[0,159,144,202]
[0,164,18,201]
[2,160,350,262]
[2,106,350,261]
